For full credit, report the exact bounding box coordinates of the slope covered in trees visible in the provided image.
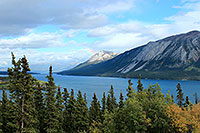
[0,53,200,133]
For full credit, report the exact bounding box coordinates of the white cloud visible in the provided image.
[0,48,92,72]
[0,31,78,49]
[0,0,135,36]
[87,1,200,51]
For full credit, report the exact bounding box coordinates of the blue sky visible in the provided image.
[0,0,200,72]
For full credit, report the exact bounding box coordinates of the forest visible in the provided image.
[0,53,200,133]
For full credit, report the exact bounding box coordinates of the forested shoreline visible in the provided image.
[0,53,200,133]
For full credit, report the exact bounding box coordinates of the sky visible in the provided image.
[0,0,200,72]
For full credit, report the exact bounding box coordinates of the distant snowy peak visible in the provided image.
[87,50,118,64]
[70,50,118,70]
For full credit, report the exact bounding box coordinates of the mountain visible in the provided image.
[70,50,118,70]
[58,30,200,80]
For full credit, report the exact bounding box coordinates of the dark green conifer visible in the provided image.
[84,93,87,104]
[101,92,106,123]
[171,94,174,103]
[8,53,37,132]
[67,89,76,132]
[45,66,59,133]
[76,90,89,132]
[109,85,117,112]
[185,96,190,107]
[56,86,64,133]
[8,52,23,132]
[101,92,106,114]
[194,92,199,104]
[34,83,45,133]
[1,90,10,132]
[119,92,124,109]
[126,80,133,99]
[106,94,112,113]
[176,83,184,108]
[137,74,144,92]
[89,93,101,123]
[62,88,69,132]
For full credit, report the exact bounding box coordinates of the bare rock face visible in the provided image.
[116,30,200,73]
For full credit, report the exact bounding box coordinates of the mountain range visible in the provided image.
[58,30,200,80]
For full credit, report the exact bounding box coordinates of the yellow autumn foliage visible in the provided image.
[167,104,200,132]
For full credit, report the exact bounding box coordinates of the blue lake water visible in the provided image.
[1,74,200,105]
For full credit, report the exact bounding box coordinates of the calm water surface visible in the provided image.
[1,74,200,104]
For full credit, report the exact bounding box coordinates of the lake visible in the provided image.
[1,74,200,105]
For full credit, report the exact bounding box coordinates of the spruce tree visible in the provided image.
[67,89,76,132]
[185,96,190,107]
[84,93,87,104]
[176,83,184,107]
[34,83,45,133]
[194,92,199,104]
[0,102,2,133]
[1,90,17,132]
[8,53,37,132]
[89,93,101,123]
[106,94,112,113]
[109,85,117,112]
[62,88,69,132]
[101,92,106,123]
[21,56,38,132]
[8,52,23,132]
[76,90,89,132]
[56,86,64,133]
[119,92,124,109]
[45,66,59,133]
[171,94,174,103]
[1,90,9,132]
[137,74,144,92]
[126,80,133,99]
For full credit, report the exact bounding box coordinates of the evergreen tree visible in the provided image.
[106,94,112,113]
[119,92,124,109]
[56,86,64,133]
[194,92,199,104]
[45,66,59,133]
[84,93,87,104]
[166,91,173,105]
[184,96,190,107]
[8,52,23,132]
[21,56,38,132]
[67,89,76,132]
[63,88,69,108]
[89,93,101,123]
[76,90,89,132]
[101,92,106,113]
[101,92,106,123]
[171,94,174,103]
[8,53,37,132]
[137,74,144,92]
[176,83,184,108]
[62,88,69,132]
[34,83,45,133]
[126,80,133,99]
[1,90,10,132]
[109,85,117,112]
[0,102,2,133]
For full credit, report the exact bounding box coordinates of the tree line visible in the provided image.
[0,53,200,133]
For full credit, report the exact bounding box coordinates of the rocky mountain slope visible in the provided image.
[58,30,200,80]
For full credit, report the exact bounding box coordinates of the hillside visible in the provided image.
[58,30,200,80]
